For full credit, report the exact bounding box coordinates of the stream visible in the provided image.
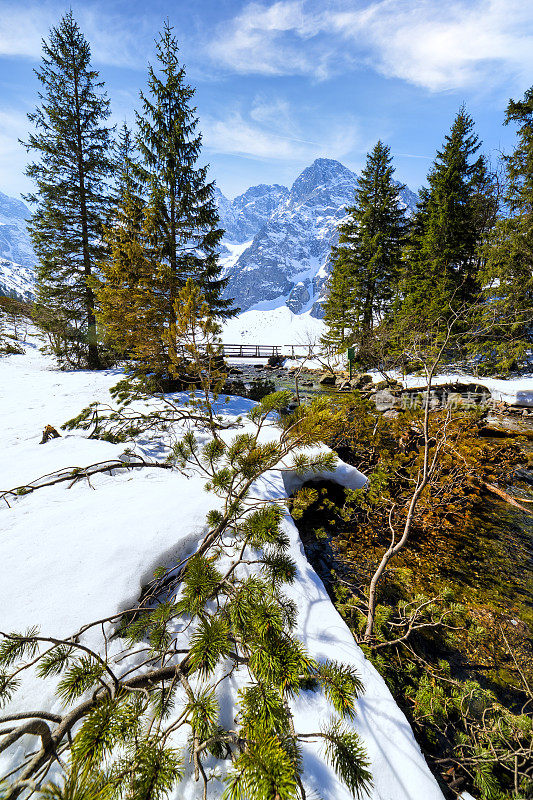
[229,358,533,634]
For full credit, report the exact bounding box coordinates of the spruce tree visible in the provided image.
[131,21,232,377]
[94,175,163,370]
[322,141,406,359]
[477,87,533,371]
[400,108,494,331]
[93,122,163,368]
[22,11,113,369]
[321,251,358,353]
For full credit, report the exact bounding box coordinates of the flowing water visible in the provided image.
[232,360,533,631]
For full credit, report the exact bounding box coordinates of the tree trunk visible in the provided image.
[73,62,101,370]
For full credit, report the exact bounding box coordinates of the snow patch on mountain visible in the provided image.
[216,158,418,318]
[0,190,36,299]
[222,304,325,346]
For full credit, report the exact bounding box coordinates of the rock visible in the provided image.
[229,367,242,375]
[382,409,400,420]
[267,354,285,368]
[480,414,533,439]
[446,392,478,410]
[350,373,374,390]
[373,389,400,412]
[319,373,336,386]
[285,282,311,314]
[218,159,419,316]
[337,380,351,391]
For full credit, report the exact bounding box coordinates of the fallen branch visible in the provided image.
[1,456,175,508]
[483,482,533,514]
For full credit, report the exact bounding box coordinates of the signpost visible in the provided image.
[347,347,355,380]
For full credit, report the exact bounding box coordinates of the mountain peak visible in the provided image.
[289,158,356,204]
[217,157,419,317]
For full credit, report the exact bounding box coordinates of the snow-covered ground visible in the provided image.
[222,305,325,348]
[399,372,533,407]
[0,332,444,799]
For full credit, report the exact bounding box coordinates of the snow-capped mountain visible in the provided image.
[0,190,35,300]
[0,158,419,309]
[217,158,419,317]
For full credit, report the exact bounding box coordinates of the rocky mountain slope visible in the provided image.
[217,158,419,316]
[0,159,419,311]
[0,191,35,300]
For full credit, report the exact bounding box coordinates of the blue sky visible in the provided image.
[0,0,532,201]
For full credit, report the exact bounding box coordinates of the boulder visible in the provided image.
[285,282,311,314]
[319,373,336,386]
[446,392,478,410]
[382,409,400,420]
[373,389,400,412]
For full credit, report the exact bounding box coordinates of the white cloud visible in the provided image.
[0,109,33,200]
[202,104,362,162]
[329,0,533,91]
[209,0,533,91]
[0,2,152,68]
[207,1,337,78]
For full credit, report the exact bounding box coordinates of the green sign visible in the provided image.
[347,347,355,361]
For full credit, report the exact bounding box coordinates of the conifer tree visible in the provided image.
[321,254,358,353]
[477,87,533,371]
[22,11,113,369]
[322,141,406,358]
[400,108,494,330]
[93,122,165,369]
[130,21,232,376]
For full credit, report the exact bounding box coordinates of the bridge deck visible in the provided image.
[180,343,317,359]
[220,344,282,358]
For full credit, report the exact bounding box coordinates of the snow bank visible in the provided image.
[0,336,443,799]
[397,372,533,407]
[222,305,325,347]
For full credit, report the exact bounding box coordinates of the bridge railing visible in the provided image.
[221,344,282,358]
[176,343,320,359]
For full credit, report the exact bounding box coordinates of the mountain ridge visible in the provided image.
[0,190,36,300]
[216,158,419,316]
[0,158,419,310]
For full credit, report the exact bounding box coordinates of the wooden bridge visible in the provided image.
[182,343,318,359]
[220,344,316,359]
[220,344,283,358]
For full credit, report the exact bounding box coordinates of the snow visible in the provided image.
[397,371,533,407]
[0,332,444,799]
[219,239,253,275]
[222,305,325,346]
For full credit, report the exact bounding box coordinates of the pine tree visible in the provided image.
[322,141,406,358]
[321,252,358,353]
[477,87,533,372]
[94,178,164,371]
[22,11,113,369]
[110,122,142,211]
[1,393,374,800]
[93,122,164,369]
[130,21,232,377]
[400,108,494,331]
